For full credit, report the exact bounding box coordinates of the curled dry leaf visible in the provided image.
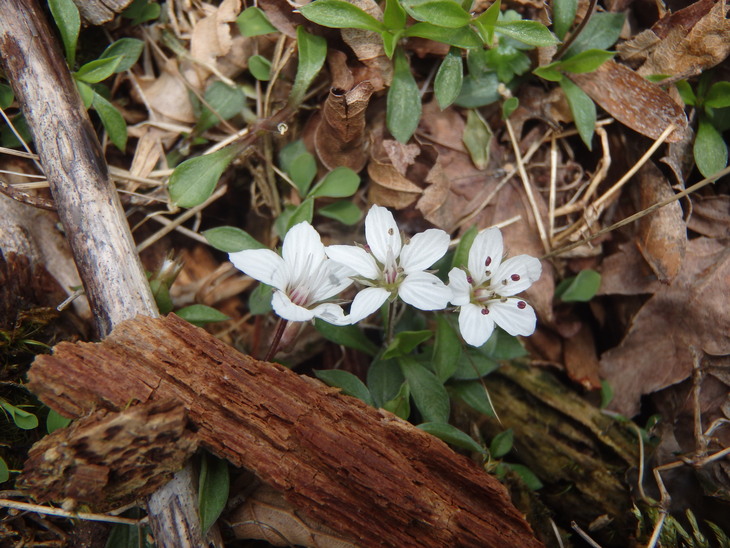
[600,237,730,417]
[189,0,242,85]
[568,60,688,142]
[138,58,196,124]
[636,161,687,283]
[340,0,392,88]
[367,157,423,209]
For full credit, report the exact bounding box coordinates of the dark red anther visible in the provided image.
[517,301,526,309]
[485,256,492,267]
[466,275,473,284]
[511,274,521,281]
[481,307,489,315]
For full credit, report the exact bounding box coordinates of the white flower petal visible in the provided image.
[272,290,316,322]
[458,303,495,347]
[229,249,287,290]
[282,222,326,279]
[365,205,401,265]
[398,271,451,311]
[468,228,503,285]
[311,302,350,325]
[491,255,542,296]
[447,267,472,306]
[399,229,450,273]
[489,298,537,336]
[348,286,389,323]
[310,261,353,302]
[326,245,380,279]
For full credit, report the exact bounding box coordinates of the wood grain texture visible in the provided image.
[29,313,543,548]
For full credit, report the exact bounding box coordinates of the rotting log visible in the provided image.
[0,2,206,545]
[28,313,544,548]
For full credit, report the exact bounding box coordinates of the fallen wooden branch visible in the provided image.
[28,313,543,547]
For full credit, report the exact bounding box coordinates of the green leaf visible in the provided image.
[489,428,513,458]
[318,201,362,225]
[450,380,495,416]
[0,84,14,109]
[383,330,433,359]
[560,77,595,149]
[368,358,405,407]
[383,381,411,419]
[493,20,558,47]
[196,81,246,133]
[74,57,123,84]
[1,401,38,430]
[675,80,696,106]
[288,153,318,197]
[432,315,461,382]
[705,81,730,109]
[309,167,360,198]
[46,409,72,433]
[502,96,519,119]
[149,279,173,314]
[455,72,500,108]
[91,91,128,150]
[248,283,273,315]
[418,422,485,453]
[298,0,386,32]
[314,318,379,356]
[249,55,272,81]
[76,80,94,108]
[279,140,309,172]
[403,23,482,48]
[600,379,614,409]
[504,463,543,490]
[435,48,464,110]
[168,146,237,208]
[384,0,407,29]
[533,65,563,82]
[203,226,266,252]
[555,269,601,302]
[198,452,229,533]
[176,304,229,326]
[452,347,499,380]
[237,6,278,37]
[49,0,80,66]
[122,0,161,24]
[291,26,328,105]
[451,225,478,269]
[558,49,614,74]
[399,0,471,28]
[100,38,144,72]
[482,328,527,359]
[473,0,501,44]
[0,456,8,483]
[387,48,422,143]
[399,357,450,423]
[315,369,375,406]
[694,117,728,178]
[484,44,531,83]
[553,0,577,40]
[562,12,625,58]
[285,198,315,234]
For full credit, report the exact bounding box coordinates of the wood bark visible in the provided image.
[29,313,543,548]
[0,2,205,545]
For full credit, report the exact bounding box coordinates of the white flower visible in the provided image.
[448,227,542,347]
[326,205,451,323]
[229,222,353,325]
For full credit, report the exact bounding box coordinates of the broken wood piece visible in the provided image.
[28,313,543,548]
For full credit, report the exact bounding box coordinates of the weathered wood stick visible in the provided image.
[29,313,543,548]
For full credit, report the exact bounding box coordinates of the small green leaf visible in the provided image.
[176,305,229,326]
[435,48,464,110]
[0,83,15,109]
[198,452,229,533]
[237,6,278,37]
[381,30,400,59]
[249,283,273,315]
[400,356,450,423]
[75,57,123,84]
[694,117,728,178]
[122,0,161,24]
[298,0,386,32]
[368,358,405,407]
[0,457,9,483]
[196,81,246,133]
[553,0,577,40]
[433,315,461,382]
[482,328,527,359]
[168,146,237,208]
[384,0,407,29]
[493,20,558,47]
[562,12,625,58]
[558,49,614,74]
[455,72,500,108]
[533,64,563,82]
[309,167,360,198]
[314,319,379,356]
[1,402,38,430]
[91,91,128,150]
[383,330,433,359]
[76,80,94,108]
[100,38,144,72]
[555,269,601,302]
[451,225,478,269]
[383,381,411,419]
[318,201,362,225]
[279,140,309,172]
[46,409,72,433]
[473,0,501,44]
[49,0,80,66]
[560,77,595,149]
[600,380,614,409]
[490,428,513,458]
[315,369,375,406]
[675,80,696,106]
[452,347,499,380]
[203,226,266,252]
[403,23,482,48]
[399,0,471,28]
[502,96,519,119]
[484,44,531,83]
[248,55,272,81]
[450,380,495,416]
[705,81,730,109]
[418,422,485,453]
[291,26,328,105]
[288,153,318,197]
[504,462,543,490]
[285,198,315,233]
[387,48,421,143]
[149,279,173,314]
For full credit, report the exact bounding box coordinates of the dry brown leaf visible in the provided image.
[128,126,167,180]
[138,58,196,124]
[688,195,730,238]
[563,323,602,390]
[568,60,688,142]
[636,161,687,283]
[189,0,242,84]
[367,159,423,209]
[259,0,308,37]
[598,242,663,296]
[340,0,392,87]
[382,140,420,175]
[600,237,730,416]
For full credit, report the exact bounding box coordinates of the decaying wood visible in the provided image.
[29,313,543,548]
[72,0,134,25]
[0,2,204,545]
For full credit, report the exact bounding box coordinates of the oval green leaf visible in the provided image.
[418,422,485,453]
[404,23,482,48]
[49,0,80,66]
[196,81,246,133]
[169,146,237,208]
[291,26,328,106]
[314,369,375,406]
[46,409,72,433]
[399,356,450,423]
[452,347,499,380]
[383,330,433,360]
[694,118,728,178]
[433,315,461,382]
[100,38,144,72]
[490,428,513,458]
[400,0,471,28]
[176,304,229,326]
[493,20,558,47]
[558,49,615,74]
[562,12,625,58]
[203,226,265,252]
[387,48,421,143]
[309,166,360,198]
[450,380,495,417]
[249,55,271,81]
[560,77,595,149]
[92,91,128,151]
[705,82,730,109]
[368,358,405,407]
[555,268,601,302]
[198,452,229,533]
[0,456,8,483]
[237,6,278,37]
[435,48,464,110]
[314,318,379,356]
[318,201,362,225]
[75,56,123,84]
[298,0,386,32]
[553,0,577,40]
